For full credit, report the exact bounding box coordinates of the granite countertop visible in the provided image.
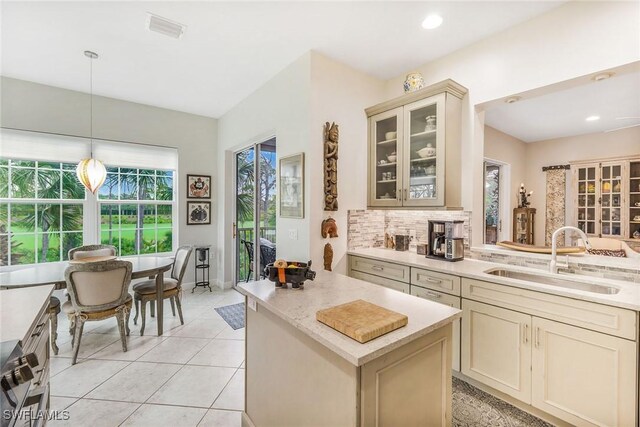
[237,271,461,366]
[0,285,54,342]
[349,247,640,311]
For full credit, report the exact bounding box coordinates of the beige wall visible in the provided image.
[383,1,640,248]
[216,52,384,285]
[525,126,640,245]
[0,76,218,284]
[483,126,527,240]
[309,53,385,274]
[216,53,312,287]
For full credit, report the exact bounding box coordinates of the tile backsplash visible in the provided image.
[348,209,471,249]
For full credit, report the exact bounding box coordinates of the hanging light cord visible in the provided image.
[89,53,93,157]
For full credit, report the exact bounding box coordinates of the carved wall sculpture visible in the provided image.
[323,243,333,271]
[321,217,339,238]
[324,122,339,211]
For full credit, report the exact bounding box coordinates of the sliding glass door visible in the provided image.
[234,138,276,284]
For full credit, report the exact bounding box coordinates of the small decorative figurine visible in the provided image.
[384,233,395,249]
[324,122,339,211]
[321,217,338,238]
[323,243,333,271]
[518,183,533,208]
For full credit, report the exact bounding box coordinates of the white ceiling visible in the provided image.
[1,1,563,118]
[484,71,640,142]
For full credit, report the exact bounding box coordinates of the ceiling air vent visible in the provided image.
[146,13,186,39]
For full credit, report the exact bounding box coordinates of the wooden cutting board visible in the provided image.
[497,241,585,254]
[316,299,408,343]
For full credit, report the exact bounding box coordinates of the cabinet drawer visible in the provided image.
[411,268,461,296]
[350,270,409,294]
[349,256,410,283]
[410,286,460,308]
[462,278,636,340]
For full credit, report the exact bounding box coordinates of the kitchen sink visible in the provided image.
[484,268,620,295]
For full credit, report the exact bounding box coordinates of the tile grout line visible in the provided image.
[209,366,241,411]
[54,289,245,425]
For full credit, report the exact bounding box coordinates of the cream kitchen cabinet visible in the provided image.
[461,299,532,403]
[462,295,637,427]
[366,79,467,208]
[531,317,636,427]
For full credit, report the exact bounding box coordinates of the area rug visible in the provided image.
[453,377,552,427]
[215,302,245,330]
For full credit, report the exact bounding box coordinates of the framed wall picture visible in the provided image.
[279,153,304,218]
[187,201,211,225]
[187,174,211,198]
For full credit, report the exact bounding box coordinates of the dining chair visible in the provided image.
[132,246,193,336]
[60,244,119,341]
[68,244,117,260]
[63,260,133,364]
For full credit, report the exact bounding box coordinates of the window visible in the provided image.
[98,167,174,256]
[0,159,85,265]
[0,129,179,267]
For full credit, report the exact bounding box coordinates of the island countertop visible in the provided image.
[237,270,461,366]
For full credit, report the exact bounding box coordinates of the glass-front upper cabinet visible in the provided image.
[600,163,622,237]
[402,94,445,207]
[366,80,466,208]
[369,108,403,207]
[576,165,597,235]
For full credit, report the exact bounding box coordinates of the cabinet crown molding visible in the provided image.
[366,79,468,117]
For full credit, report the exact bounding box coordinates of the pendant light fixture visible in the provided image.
[76,50,107,194]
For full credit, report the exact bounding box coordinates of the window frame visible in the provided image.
[96,166,177,257]
[0,159,88,266]
[0,158,178,269]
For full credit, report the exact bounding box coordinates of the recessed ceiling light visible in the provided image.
[147,12,186,39]
[592,72,614,81]
[585,115,600,122]
[422,14,443,30]
[505,96,521,104]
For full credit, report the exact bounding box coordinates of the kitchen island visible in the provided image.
[237,270,461,427]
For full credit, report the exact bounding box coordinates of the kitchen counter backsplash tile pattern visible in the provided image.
[348,210,471,250]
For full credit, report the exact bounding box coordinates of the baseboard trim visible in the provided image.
[241,412,256,427]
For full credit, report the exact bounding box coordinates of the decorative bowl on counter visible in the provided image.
[384,131,397,140]
[264,260,316,289]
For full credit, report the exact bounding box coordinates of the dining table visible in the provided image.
[0,256,174,336]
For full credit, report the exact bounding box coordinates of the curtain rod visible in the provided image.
[542,164,570,171]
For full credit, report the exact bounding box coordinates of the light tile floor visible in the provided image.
[49,287,245,427]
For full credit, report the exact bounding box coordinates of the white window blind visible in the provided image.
[0,128,90,163]
[93,140,178,170]
[0,128,178,171]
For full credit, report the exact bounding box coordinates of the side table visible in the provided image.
[193,245,212,292]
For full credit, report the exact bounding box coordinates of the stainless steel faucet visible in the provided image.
[549,226,591,274]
